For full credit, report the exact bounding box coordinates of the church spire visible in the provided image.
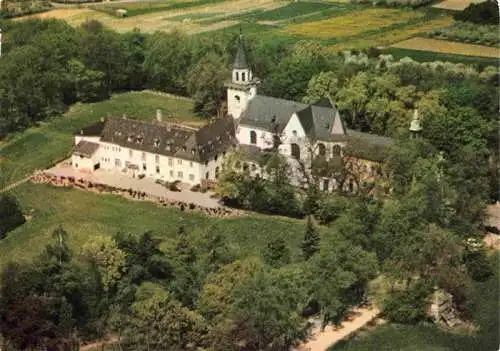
[233,29,248,70]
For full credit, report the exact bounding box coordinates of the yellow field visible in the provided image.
[283,8,424,39]
[391,37,500,58]
[433,0,486,11]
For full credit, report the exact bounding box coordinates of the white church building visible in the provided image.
[71,38,392,189]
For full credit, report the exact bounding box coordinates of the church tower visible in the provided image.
[225,33,257,120]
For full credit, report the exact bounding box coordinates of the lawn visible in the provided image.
[0,91,204,189]
[330,254,500,351]
[0,182,315,268]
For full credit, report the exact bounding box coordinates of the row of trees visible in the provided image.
[428,22,499,47]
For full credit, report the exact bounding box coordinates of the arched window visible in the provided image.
[318,143,326,156]
[291,143,300,159]
[235,95,240,103]
[332,145,341,156]
[235,72,239,81]
[250,130,257,144]
[242,72,246,82]
[215,166,220,178]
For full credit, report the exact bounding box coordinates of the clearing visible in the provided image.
[0,91,203,190]
[433,0,486,11]
[391,37,500,58]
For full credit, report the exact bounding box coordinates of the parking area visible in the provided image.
[45,161,223,209]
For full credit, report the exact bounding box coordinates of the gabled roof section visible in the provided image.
[344,130,393,162]
[296,106,315,138]
[239,95,308,132]
[74,140,99,157]
[75,120,106,136]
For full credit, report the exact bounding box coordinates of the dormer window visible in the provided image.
[271,115,276,123]
[127,134,134,142]
[191,149,195,155]
[136,135,144,144]
[166,144,171,151]
[154,138,160,147]
[182,146,187,152]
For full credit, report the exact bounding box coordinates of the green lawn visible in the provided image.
[330,254,500,351]
[0,182,316,268]
[382,47,498,69]
[0,91,204,189]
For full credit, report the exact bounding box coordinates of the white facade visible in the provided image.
[73,136,227,186]
[227,86,256,120]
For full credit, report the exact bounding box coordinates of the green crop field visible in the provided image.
[0,182,318,268]
[330,254,500,351]
[0,91,204,190]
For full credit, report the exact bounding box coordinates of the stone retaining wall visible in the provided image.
[31,171,243,219]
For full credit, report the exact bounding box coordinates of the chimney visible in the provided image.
[156,109,162,122]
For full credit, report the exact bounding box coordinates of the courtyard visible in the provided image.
[46,161,223,209]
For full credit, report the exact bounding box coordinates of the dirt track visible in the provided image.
[294,307,381,351]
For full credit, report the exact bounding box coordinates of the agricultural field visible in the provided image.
[433,0,486,11]
[0,91,203,190]
[0,181,316,268]
[391,37,500,58]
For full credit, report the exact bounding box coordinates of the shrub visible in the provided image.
[453,0,499,25]
[0,194,26,239]
[383,281,431,324]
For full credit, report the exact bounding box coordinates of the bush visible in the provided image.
[453,0,499,25]
[383,282,431,324]
[0,194,26,239]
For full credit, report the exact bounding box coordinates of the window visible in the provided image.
[129,150,133,158]
[323,179,329,192]
[142,163,146,171]
[169,170,174,177]
[177,171,183,179]
[155,155,160,164]
[177,159,182,165]
[154,138,160,148]
[115,159,121,168]
[189,174,195,181]
[141,152,146,161]
[243,163,249,171]
[291,143,300,159]
[332,145,341,156]
[235,72,239,81]
[318,143,326,156]
[205,172,209,179]
[292,130,297,137]
[235,95,240,103]
[214,155,218,162]
[250,130,257,144]
[168,158,173,166]
[190,161,193,167]
[156,165,160,174]
[242,72,246,82]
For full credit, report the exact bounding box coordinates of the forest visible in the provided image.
[0,15,498,350]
